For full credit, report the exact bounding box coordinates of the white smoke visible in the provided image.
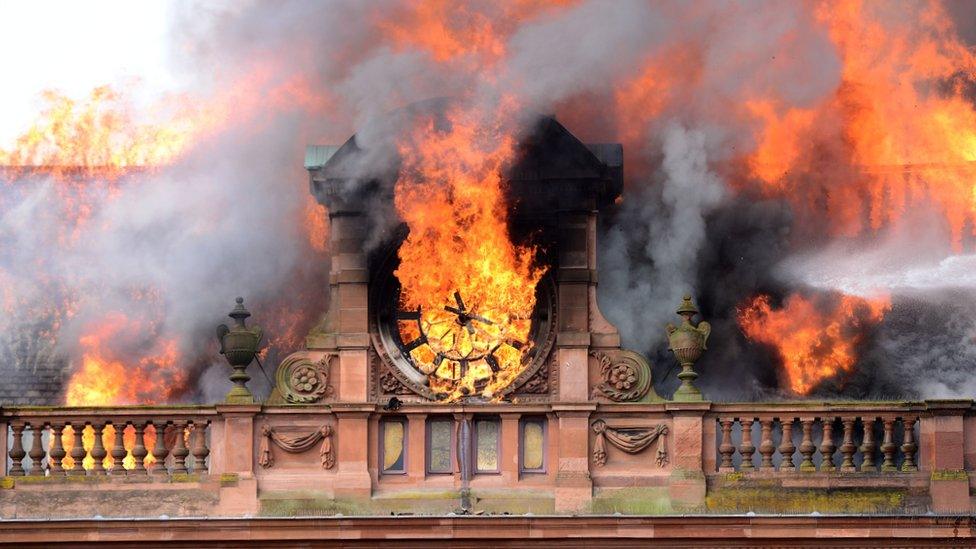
[599,124,726,348]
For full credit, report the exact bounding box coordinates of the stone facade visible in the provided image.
[2,117,975,544]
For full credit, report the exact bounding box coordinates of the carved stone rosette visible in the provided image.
[274,351,335,404]
[590,349,659,402]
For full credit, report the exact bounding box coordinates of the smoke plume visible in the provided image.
[3,0,976,403]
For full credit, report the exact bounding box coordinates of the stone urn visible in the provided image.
[217,297,263,404]
[666,295,710,402]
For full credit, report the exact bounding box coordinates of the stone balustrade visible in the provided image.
[2,407,215,478]
[0,400,972,517]
[708,403,925,474]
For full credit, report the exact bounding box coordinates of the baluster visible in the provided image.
[778,418,796,471]
[819,417,836,472]
[109,422,127,475]
[900,417,918,472]
[859,418,877,472]
[49,424,66,476]
[68,423,86,476]
[131,422,148,475]
[28,423,46,476]
[718,419,735,472]
[880,418,897,472]
[172,422,189,474]
[90,422,107,475]
[839,418,856,472]
[151,421,169,475]
[191,422,211,474]
[7,423,26,476]
[758,419,775,471]
[799,418,816,472]
[739,418,756,471]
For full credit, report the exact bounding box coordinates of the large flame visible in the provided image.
[748,0,976,247]
[393,104,545,401]
[737,293,890,394]
[1,74,331,407]
[64,312,185,406]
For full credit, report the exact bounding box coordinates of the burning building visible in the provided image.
[3,0,976,544]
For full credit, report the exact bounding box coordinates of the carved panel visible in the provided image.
[590,349,659,402]
[275,351,335,404]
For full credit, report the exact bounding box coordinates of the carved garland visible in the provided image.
[258,425,335,469]
[590,350,653,402]
[276,352,335,404]
[591,419,668,467]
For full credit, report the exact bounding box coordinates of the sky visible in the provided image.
[0,0,178,144]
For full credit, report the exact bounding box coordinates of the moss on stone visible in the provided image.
[592,487,673,515]
[706,487,906,514]
[931,470,969,481]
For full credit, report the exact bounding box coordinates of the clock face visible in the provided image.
[374,270,555,401]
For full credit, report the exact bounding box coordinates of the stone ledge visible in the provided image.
[0,515,972,545]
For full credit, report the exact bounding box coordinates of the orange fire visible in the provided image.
[747,0,976,247]
[737,293,890,394]
[0,71,333,407]
[375,0,576,64]
[0,86,193,180]
[64,312,185,406]
[393,103,545,400]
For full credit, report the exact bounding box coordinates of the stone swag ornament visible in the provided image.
[216,297,263,404]
[666,295,710,402]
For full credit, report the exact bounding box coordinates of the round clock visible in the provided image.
[371,251,555,401]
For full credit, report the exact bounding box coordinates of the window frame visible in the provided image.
[425,416,456,475]
[519,416,548,475]
[472,416,502,475]
[379,416,407,475]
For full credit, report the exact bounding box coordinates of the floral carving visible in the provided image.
[520,360,549,394]
[380,367,411,395]
[276,351,334,404]
[590,350,656,402]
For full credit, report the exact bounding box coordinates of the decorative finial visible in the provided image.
[665,295,710,402]
[216,297,263,404]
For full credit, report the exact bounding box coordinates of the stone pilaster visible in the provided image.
[923,400,972,513]
[333,404,375,501]
[665,402,710,511]
[213,404,260,516]
[553,404,595,513]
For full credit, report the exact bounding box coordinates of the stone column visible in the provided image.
[406,413,427,483]
[665,402,711,511]
[555,211,592,403]
[213,404,260,516]
[333,404,375,502]
[552,404,595,513]
[922,400,971,513]
[500,413,521,483]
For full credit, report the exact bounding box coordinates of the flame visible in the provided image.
[747,0,976,247]
[737,293,890,394]
[303,194,330,253]
[0,86,192,180]
[64,312,185,406]
[0,73,332,407]
[393,103,545,401]
[375,1,575,64]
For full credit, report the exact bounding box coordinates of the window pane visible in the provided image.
[383,421,405,472]
[522,421,544,471]
[428,419,453,473]
[476,419,499,472]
